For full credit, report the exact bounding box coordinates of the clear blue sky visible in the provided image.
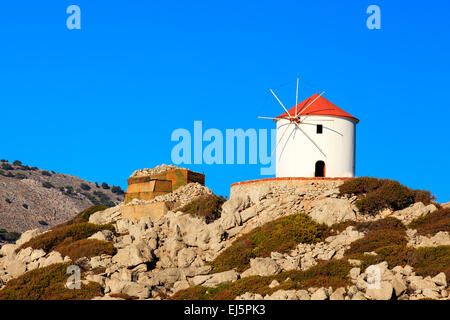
[0,1,449,202]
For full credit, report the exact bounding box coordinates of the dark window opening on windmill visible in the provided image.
[315,161,325,177]
[316,124,323,134]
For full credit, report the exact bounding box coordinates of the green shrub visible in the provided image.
[93,191,114,207]
[0,263,102,300]
[17,222,115,253]
[61,186,74,196]
[41,170,52,177]
[209,213,327,273]
[111,186,125,195]
[101,182,110,190]
[80,183,91,191]
[55,239,116,261]
[179,194,225,223]
[14,173,27,180]
[5,198,12,204]
[0,229,21,242]
[42,181,54,189]
[12,160,22,166]
[1,163,13,170]
[22,203,28,209]
[408,208,450,236]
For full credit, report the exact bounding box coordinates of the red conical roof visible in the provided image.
[276,94,359,123]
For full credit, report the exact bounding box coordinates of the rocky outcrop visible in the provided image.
[237,262,448,300]
[407,230,450,248]
[1,176,448,301]
[309,198,356,226]
[390,202,437,225]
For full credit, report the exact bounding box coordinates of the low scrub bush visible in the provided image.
[353,217,406,233]
[0,263,102,300]
[109,293,138,300]
[1,163,13,171]
[41,170,52,177]
[111,186,125,195]
[346,229,407,255]
[80,183,91,191]
[179,194,225,223]
[408,208,450,236]
[93,191,114,207]
[42,181,54,189]
[55,239,116,261]
[62,205,107,226]
[339,177,384,195]
[171,259,352,300]
[17,222,115,253]
[346,217,407,255]
[14,173,27,180]
[339,177,434,215]
[0,229,21,242]
[408,246,450,279]
[209,213,327,273]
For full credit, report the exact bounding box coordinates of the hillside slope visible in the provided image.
[0,160,124,232]
[0,175,448,300]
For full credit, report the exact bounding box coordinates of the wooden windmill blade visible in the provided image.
[257,116,290,120]
[297,91,325,120]
[270,89,292,118]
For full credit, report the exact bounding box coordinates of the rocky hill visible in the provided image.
[0,173,448,300]
[0,160,124,233]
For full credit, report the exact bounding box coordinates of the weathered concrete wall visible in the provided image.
[125,179,172,203]
[120,201,179,221]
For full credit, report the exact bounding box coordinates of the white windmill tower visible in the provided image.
[259,78,359,178]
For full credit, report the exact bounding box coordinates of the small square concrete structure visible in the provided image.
[125,168,205,204]
[122,168,205,221]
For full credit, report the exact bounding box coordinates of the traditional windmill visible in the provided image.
[259,78,359,178]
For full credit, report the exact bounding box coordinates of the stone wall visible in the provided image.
[230,178,349,201]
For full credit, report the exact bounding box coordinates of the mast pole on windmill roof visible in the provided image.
[295,77,299,117]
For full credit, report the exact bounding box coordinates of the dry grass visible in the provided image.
[59,205,107,226]
[0,263,102,300]
[208,213,327,273]
[17,222,115,253]
[54,239,117,261]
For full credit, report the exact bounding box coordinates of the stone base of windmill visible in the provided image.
[230,177,352,201]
